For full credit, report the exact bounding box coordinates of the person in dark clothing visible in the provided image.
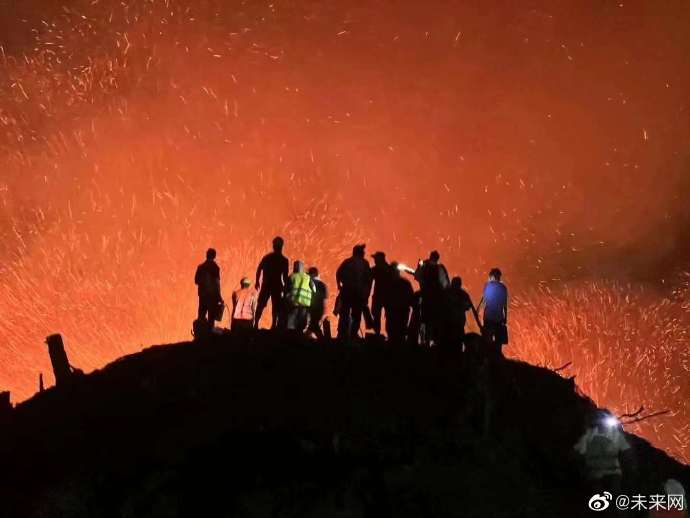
[477,268,509,358]
[407,290,423,346]
[370,251,391,335]
[445,276,481,347]
[336,244,372,341]
[386,263,415,344]
[307,266,328,339]
[414,250,450,346]
[255,236,289,329]
[195,248,222,330]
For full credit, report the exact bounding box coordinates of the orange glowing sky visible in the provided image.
[0,1,688,459]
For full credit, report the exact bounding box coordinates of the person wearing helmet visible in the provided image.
[255,236,290,329]
[231,277,258,331]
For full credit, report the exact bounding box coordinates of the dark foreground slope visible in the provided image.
[0,332,687,518]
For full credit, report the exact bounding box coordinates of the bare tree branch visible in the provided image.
[623,410,670,425]
[620,406,644,419]
[554,361,572,372]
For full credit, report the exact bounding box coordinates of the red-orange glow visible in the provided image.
[0,1,688,461]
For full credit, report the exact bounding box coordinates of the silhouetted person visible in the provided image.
[307,266,328,339]
[370,251,391,335]
[407,290,423,345]
[477,268,508,358]
[285,260,315,332]
[231,277,258,331]
[255,236,289,329]
[414,250,450,345]
[445,276,481,347]
[336,244,372,340]
[386,263,414,344]
[195,248,222,330]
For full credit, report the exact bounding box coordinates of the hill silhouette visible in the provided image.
[0,331,687,517]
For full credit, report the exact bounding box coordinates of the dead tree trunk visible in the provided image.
[46,334,72,386]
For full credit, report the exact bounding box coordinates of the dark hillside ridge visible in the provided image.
[0,332,687,517]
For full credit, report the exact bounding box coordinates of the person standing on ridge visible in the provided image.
[195,248,222,331]
[477,268,508,358]
[336,244,372,341]
[445,276,481,347]
[231,277,258,331]
[285,261,315,332]
[307,266,328,339]
[386,262,415,344]
[414,250,450,345]
[370,251,392,336]
[255,236,289,329]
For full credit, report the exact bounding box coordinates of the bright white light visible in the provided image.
[397,263,416,274]
[604,415,619,428]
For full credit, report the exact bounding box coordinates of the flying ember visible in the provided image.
[0,0,688,464]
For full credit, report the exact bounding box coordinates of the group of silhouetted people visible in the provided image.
[194,238,509,356]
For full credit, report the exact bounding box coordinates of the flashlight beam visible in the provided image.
[396,263,416,275]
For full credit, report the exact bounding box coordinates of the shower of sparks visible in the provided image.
[0,1,689,463]
[506,276,690,463]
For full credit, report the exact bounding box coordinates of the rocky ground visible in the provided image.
[0,331,687,517]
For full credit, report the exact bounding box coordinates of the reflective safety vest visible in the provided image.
[232,288,257,321]
[288,272,313,307]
